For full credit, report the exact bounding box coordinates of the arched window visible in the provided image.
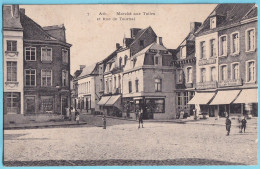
[124,55,128,65]
[119,57,122,68]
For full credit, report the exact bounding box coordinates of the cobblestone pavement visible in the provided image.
[4,122,258,166]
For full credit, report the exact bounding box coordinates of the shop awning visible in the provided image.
[233,89,258,104]
[105,95,121,106]
[210,90,240,105]
[188,92,215,105]
[97,96,111,105]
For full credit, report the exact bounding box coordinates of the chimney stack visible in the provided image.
[158,37,163,45]
[190,22,202,33]
[19,8,25,14]
[116,43,121,50]
[130,28,141,38]
[12,5,19,18]
[79,65,86,70]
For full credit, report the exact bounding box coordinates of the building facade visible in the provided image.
[190,4,258,117]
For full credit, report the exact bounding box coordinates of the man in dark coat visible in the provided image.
[138,108,144,129]
[226,116,232,136]
[241,116,247,133]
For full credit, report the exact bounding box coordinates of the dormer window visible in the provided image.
[133,58,137,68]
[124,55,128,65]
[139,40,144,48]
[210,17,216,29]
[180,46,186,59]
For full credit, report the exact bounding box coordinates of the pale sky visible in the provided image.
[21,4,217,73]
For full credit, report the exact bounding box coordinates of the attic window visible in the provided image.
[210,17,216,29]
[139,40,144,47]
[150,49,157,53]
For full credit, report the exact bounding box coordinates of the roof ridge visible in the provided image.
[242,4,257,20]
[129,26,151,46]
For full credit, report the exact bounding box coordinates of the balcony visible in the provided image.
[5,51,19,57]
[196,81,217,90]
[218,79,242,88]
[198,57,216,66]
[5,81,19,88]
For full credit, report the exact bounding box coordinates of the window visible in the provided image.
[25,47,36,61]
[124,55,128,65]
[246,28,255,52]
[155,78,162,92]
[186,67,192,83]
[200,68,206,82]
[7,61,17,82]
[114,76,117,90]
[105,80,109,93]
[155,56,159,65]
[247,61,255,82]
[7,40,17,52]
[210,39,216,57]
[62,49,68,63]
[220,65,228,81]
[180,46,186,59]
[220,35,227,56]
[100,79,103,91]
[128,81,132,93]
[6,92,20,114]
[210,67,216,81]
[210,17,216,29]
[177,69,183,83]
[133,58,137,67]
[146,99,165,113]
[118,75,121,89]
[231,32,239,54]
[62,70,68,87]
[177,92,182,110]
[119,57,122,68]
[109,79,112,92]
[41,69,52,86]
[41,47,52,62]
[25,69,36,86]
[135,79,139,92]
[184,92,189,109]
[232,63,239,80]
[200,41,206,59]
[40,96,53,113]
[139,40,144,47]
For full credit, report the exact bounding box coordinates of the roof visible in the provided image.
[129,26,157,46]
[77,64,97,79]
[43,24,65,30]
[19,12,71,46]
[196,4,257,35]
[3,6,23,30]
[133,42,167,58]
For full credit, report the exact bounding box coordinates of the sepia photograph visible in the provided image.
[2,2,258,167]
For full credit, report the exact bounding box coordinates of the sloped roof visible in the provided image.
[3,6,23,30]
[78,64,97,78]
[133,42,167,58]
[196,4,257,35]
[130,26,157,46]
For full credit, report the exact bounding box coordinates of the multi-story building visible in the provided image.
[71,65,85,109]
[173,22,201,117]
[190,4,258,117]
[3,5,24,118]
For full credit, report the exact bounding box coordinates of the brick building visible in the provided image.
[189,4,258,117]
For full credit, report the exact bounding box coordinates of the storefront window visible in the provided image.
[41,96,53,113]
[146,98,165,113]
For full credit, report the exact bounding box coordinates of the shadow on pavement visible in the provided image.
[4,158,246,166]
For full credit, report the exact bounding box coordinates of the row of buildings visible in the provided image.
[3,5,72,123]
[72,3,258,120]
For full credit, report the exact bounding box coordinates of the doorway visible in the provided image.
[25,96,35,114]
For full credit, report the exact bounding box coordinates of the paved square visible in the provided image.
[4,122,258,166]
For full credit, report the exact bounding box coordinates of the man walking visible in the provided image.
[225,116,232,136]
[138,108,144,129]
[241,116,247,133]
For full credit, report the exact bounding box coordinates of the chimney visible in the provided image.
[116,43,121,50]
[130,28,142,38]
[11,5,19,18]
[158,37,163,45]
[79,65,86,70]
[190,22,202,33]
[19,8,25,14]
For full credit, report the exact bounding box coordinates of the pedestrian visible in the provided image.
[75,109,80,124]
[71,107,75,121]
[102,115,106,129]
[66,106,71,120]
[238,116,242,133]
[135,108,139,121]
[225,116,232,136]
[241,116,247,133]
[138,108,144,129]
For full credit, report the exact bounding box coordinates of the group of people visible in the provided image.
[65,107,80,124]
[225,116,247,136]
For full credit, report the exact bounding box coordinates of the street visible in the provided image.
[4,122,258,166]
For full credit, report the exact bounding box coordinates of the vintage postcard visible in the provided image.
[2,3,258,167]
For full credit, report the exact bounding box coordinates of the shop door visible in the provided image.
[61,97,68,115]
[25,96,35,114]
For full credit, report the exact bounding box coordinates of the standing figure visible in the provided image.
[241,116,247,133]
[138,108,144,129]
[75,109,80,124]
[225,116,232,136]
[135,108,139,121]
[102,115,106,129]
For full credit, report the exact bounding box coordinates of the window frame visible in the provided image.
[246,60,256,83]
[41,47,52,62]
[41,69,52,87]
[6,61,17,82]
[135,79,139,92]
[155,78,162,92]
[231,62,240,80]
[219,35,228,57]
[219,64,228,81]
[209,38,216,57]
[186,66,193,83]
[200,68,206,82]
[128,81,132,93]
[25,47,37,61]
[245,28,256,52]
[62,70,68,87]
[7,40,17,52]
[200,41,206,59]
[25,69,36,86]
[210,66,216,82]
[230,31,240,55]
[62,49,69,64]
